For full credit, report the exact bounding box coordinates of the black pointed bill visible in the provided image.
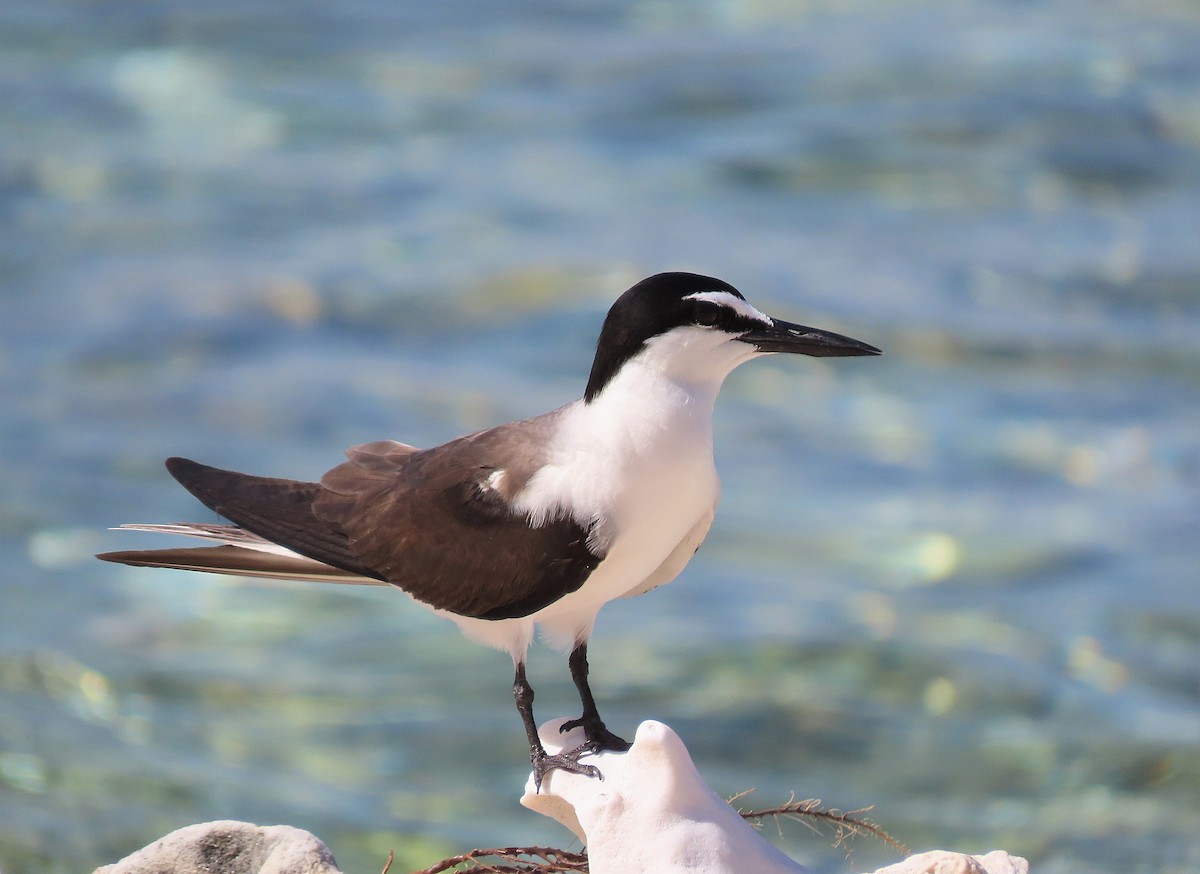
[743,318,882,357]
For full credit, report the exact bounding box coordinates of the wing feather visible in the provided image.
[108,420,603,621]
[314,423,604,620]
[164,456,383,580]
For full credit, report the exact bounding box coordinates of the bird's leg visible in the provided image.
[513,661,601,790]
[559,641,631,753]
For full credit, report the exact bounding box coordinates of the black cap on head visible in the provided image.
[584,273,744,401]
[584,272,880,402]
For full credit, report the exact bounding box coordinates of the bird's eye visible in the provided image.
[694,306,720,327]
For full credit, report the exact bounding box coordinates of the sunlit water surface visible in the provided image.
[2,2,1198,873]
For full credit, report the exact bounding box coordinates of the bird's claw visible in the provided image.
[559,717,631,753]
[531,747,604,791]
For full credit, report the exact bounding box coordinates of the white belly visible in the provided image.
[527,392,721,646]
[442,349,735,656]
[539,451,716,623]
[441,454,716,655]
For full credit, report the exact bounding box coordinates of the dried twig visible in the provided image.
[407,794,905,873]
[410,846,588,874]
[738,794,910,858]
[382,849,394,874]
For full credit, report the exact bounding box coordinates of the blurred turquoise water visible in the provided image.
[2,2,1198,872]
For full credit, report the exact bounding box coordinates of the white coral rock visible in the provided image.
[522,718,1029,874]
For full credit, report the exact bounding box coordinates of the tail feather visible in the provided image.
[97,544,389,586]
[114,522,299,555]
[164,456,383,581]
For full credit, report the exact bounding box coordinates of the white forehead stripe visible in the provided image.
[684,290,773,325]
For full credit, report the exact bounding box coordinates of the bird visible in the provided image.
[98,271,881,787]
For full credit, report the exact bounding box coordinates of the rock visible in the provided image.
[94,821,342,874]
[96,721,1029,874]
[871,849,1029,874]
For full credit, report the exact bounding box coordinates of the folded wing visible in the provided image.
[100,426,605,621]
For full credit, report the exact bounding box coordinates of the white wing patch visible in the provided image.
[684,290,773,325]
[485,468,507,492]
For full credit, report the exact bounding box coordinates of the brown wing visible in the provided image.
[162,425,603,621]
[314,427,603,620]
[162,456,383,580]
[160,458,379,581]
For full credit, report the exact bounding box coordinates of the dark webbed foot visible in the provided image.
[531,746,602,791]
[515,660,611,791]
[559,715,631,753]
[561,641,632,753]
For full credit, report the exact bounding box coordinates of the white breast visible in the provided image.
[451,327,760,654]
[518,329,760,643]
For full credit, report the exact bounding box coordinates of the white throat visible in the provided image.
[513,328,759,548]
[617,326,761,403]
